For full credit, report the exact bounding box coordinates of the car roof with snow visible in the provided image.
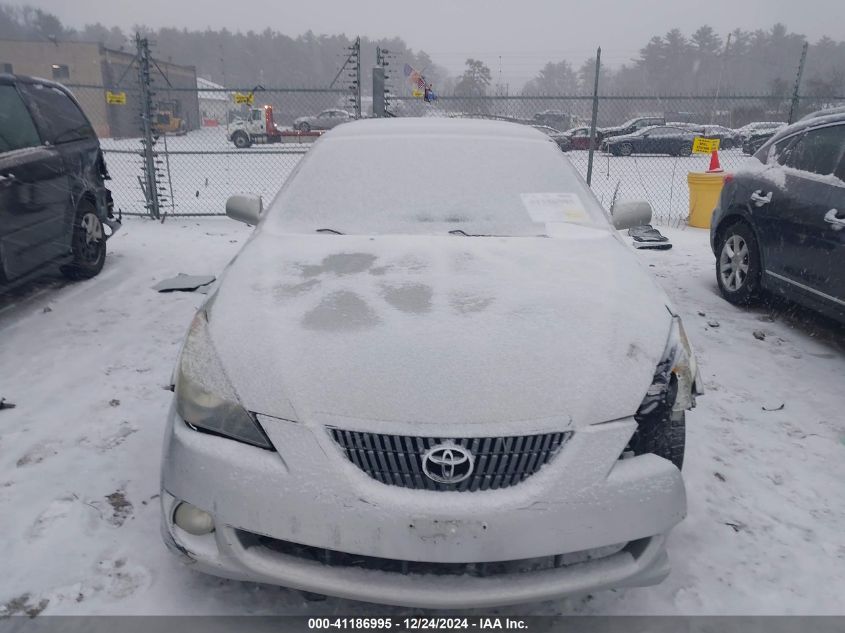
[324,117,551,141]
[764,110,845,147]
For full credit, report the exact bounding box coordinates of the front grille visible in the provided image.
[237,530,628,577]
[328,429,571,491]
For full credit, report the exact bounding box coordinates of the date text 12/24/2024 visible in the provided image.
[307,618,529,630]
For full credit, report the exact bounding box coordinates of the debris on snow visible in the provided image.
[707,320,720,328]
[762,403,785,412]
[724,521,747,533]
[108,399,121,407]
[0,398,16,410]
[714,472,727,482]
[105,490,133,527]
[152,274,215,293]
[42,306,52,313]
[753,330,767,341]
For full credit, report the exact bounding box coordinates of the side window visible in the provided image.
[21,83,94,144]
[782,125,845,176]
[767,135,798,165]
[251,109,262,121]
[0,85,42,152]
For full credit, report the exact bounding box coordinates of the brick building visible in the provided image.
[0,39,198,138]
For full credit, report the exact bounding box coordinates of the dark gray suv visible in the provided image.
[710,112,845,322]
[0,74,119,289]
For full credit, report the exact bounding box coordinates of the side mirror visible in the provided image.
[225,195,263,225]
[611,200,652,231]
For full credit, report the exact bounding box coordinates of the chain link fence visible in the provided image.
[66,82,843,225]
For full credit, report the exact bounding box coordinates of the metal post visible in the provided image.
[136,33,160,220]
[788,41,808,124]
[586,47,601,187]
[373,67,385,117]
[354,37,362,119]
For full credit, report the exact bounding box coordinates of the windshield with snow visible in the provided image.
[265,135,608,235]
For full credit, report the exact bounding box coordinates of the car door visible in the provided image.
[756,123,845,307]
[0,82,70,282]
[19,82,101,247]
[245,108,264,136]
[644,127,670,154]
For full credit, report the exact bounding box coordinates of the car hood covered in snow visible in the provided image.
[204,226,673,429]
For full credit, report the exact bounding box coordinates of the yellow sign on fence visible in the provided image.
[105,91,126,105]
[692,136,720,154]
[234,92,254,105]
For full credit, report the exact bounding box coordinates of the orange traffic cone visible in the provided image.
[707,149,723,173]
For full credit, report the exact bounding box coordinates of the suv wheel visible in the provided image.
[299,122,311,132]
[62,201,106,280]
[716,221,762,304]
[678,142,693,157]
[618,142,633,156]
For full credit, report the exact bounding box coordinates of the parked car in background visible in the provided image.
[701,125,742,149]
[161,118,701,608]
[559,126,593,150]
[533,109,572,129]
[711,111,845,322]
[294,108,354,132]
[737,121,786,154]
[598,116,666,142]
[736,121,785,139]
[1,74,119,288]
[602,125,696,156]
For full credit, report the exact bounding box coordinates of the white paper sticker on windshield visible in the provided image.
[521,193,588,224]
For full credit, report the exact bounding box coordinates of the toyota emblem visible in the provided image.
[422,443,475,485]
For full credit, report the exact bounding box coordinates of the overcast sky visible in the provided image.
[22,0,845,86]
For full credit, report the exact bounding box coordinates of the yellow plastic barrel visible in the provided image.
[687,172,725,228]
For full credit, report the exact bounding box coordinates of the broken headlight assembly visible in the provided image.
[174,310,274,450]
[638,314,703,417]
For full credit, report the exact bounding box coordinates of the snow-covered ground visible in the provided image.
[1,219,843,616]
[100,127,751,223]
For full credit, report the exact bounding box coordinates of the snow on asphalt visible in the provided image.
[0,219,843,616]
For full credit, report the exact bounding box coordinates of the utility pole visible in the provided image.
[374,46,393,117]
[788,41,808,124]
[349,37,361,118]
[136,33,160,220]
[586,47,601,188]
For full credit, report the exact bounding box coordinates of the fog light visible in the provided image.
[173,502,215,535]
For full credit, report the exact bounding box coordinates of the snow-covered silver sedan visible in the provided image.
[160,118,702,608]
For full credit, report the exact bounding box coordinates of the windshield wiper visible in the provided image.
[449,229,491,237]
[316,228,344,235]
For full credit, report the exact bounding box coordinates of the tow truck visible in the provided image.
[227,105,322,148]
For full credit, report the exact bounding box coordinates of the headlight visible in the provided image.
[174,310,274,449]
[638,314,703,416]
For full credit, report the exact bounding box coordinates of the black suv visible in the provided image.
[1,74,118,289]
[597,116,666,143]
[710,112,845,322]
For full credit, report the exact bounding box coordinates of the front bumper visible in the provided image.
[160,404,686,608]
